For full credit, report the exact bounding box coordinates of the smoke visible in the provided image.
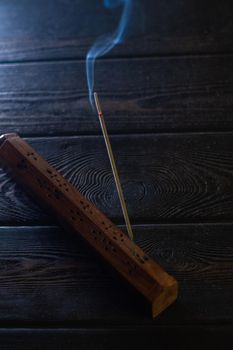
[86,0,133,107]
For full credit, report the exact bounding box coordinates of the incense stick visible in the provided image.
[94,92,134,243]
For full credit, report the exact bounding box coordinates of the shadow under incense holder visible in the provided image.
[0,133,178,318]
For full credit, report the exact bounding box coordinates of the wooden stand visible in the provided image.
[0,133,178,318]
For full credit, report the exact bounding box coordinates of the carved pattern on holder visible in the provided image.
[46,168,70,192]
[27,152,38,161]
[36,177,61,200]
[66,200,149,275]
[89,228,138,275]
[17,152,149,269]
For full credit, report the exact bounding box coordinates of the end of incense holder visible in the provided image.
[0,133,178,318]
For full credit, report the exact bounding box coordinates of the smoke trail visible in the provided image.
[86,0,133,107]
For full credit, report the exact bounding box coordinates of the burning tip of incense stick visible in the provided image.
[94,92,102,116]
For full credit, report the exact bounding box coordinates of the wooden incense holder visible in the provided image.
[0,133,178,318]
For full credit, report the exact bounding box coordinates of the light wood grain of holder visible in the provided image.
[0,133,178,318]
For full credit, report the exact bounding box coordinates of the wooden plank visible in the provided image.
[0,56,233,136]
[0,326,231,350]
[1,134,233,225]
[0,0,233,62]
[0,224,231,324]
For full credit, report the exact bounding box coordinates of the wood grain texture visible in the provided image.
[0,224,231,324]
[1,134,233,225]
[0,326,231,350]
[0,0,233,62]
[0,55,233,136]
[0,0,231,344]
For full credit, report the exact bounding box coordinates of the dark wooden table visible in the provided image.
[0,0,232,348]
